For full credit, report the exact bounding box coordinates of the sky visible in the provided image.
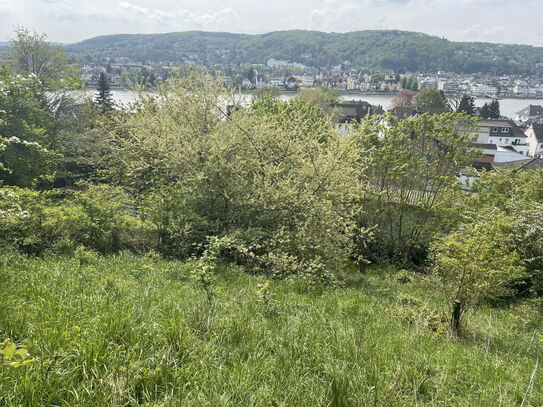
[1,0,542,46]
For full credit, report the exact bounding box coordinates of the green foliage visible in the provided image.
[7,26,69,83]
[356,112,479,265]
[296,86,339,113]
[431,212,525,333]
[1,255,542,406]
[251,86,280,100]
[0,66,56,187]
[113,74,362,279]
[401,76,419,91]
[480,100,501,119]
[413,88,447,109]
[515,204,543,296]
[456,94,475,115]
[0,185,154,254]
[65,29,543,75]
[370,73,385,83]
[0,339,35,368]
[95,71,113,112]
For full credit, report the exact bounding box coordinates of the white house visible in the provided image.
[525,123,543,157]
[471,84,498,98]
[301,76,315,87]
[515,105,543,122]
[472,119,529,157]
[268,77,285,88]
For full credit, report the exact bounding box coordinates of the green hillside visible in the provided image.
[1,254,542,406]
[65,29,543,75]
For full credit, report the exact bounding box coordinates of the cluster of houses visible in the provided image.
[332,101,543,177]
[80,55,543,99]
[417,75,543,99]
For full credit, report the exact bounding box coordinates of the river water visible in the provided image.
[88,89,543,119]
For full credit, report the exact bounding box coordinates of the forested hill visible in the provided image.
[65,30,543,75]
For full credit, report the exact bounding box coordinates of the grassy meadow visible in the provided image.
[1,253,542,406]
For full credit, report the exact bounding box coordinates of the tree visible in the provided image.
[413,88,446,109]
[110,73,363,279]
[456,94,475,116]
[95,72,114,112]
[296,86,340,114]
[432,213,524,336]
[479,103,491,119]
[0,66,55,187]
[244,66,256,84]
[8,26,69,83]
[405,77,419,91]
[389,90,414,109]
[488,99,500,119]
[356,113,479,265]
[251,86,281,101]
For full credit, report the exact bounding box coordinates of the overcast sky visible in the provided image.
[1,0,542,46]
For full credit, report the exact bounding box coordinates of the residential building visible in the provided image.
[471,84,498,98]
[331,101,380,135]
[301,76,315,87]
[420,80,438,89]
[472,119,529,156]
[525,123,543,157]
[515,105,543,122]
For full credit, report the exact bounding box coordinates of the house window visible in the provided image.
[492,128,498,132]
[503,128,509,133]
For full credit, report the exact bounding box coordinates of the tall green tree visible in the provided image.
[296,86,340,115]
[356,113,479,265]
[95,72,114,112]
[488,99,500,119]
[7,26,68,83]
[413,88,447,109]
[456,94,475,115]
[479,101,500,119]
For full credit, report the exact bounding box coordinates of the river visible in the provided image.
[87,89,543,119]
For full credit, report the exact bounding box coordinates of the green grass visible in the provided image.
[0,253,542,406]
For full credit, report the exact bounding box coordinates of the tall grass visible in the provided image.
[0,253,542,406]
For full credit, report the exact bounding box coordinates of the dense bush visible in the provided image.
[112,75,363,278]
[0,185,154,254]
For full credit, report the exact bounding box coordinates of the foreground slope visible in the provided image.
[1,254,542,406]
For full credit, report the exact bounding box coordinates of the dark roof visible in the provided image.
[389,106,415,120]
[331,101,373,123]
[388,106,449,120]
[473,162,494,171]
[493,158,543,170]
[471,143,497,150]
[530,123,543,142]
[418,107,449,115]
[516,104,543,117]
[478,119,526,138]
[371,105,385,115]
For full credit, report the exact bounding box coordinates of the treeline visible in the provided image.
[66,29,543,75]
[2,29,543,335]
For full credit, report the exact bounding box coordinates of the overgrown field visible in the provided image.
[1,253,542,406]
